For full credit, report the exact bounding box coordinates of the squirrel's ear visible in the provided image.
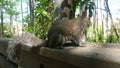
[81,11,87,19]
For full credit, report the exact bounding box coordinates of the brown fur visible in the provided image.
[68,0,73,6]
[47,11,91,48]
[7,32,45,63]
[62,7,70,18]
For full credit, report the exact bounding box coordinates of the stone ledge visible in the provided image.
[0,38,120,68]
[39,47,120,68]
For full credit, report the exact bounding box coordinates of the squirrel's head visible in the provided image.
[80,11,92,27]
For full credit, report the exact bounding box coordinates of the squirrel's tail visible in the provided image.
[6,32,46,63]
[7,37,22,63]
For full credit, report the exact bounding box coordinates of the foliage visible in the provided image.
[86,27,95,42]
[23,15,30,24]
[87,25,119,43]
[0,23,11,37]
[106,29,119,43]
[94,28,105,43]
[0,0,19,15]
[23,0,54,39]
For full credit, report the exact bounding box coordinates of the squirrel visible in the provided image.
[7,11,91,63]
[47,11,91,48]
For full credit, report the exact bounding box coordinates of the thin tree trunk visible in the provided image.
[9,15,13,36]
[21,0,23,29]
[29,0,35,26]
[0,8,4,38]
[29,0,36,33]
[100,0,104,36]
[93,0,97,42]
[104,0,109,38]
[9,1,13,37]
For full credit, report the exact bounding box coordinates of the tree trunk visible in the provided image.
[0,8,4,38]
[29,0,35,26]
[9,15,13,37]
[21,0,23,26]
[9,1,14,37]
